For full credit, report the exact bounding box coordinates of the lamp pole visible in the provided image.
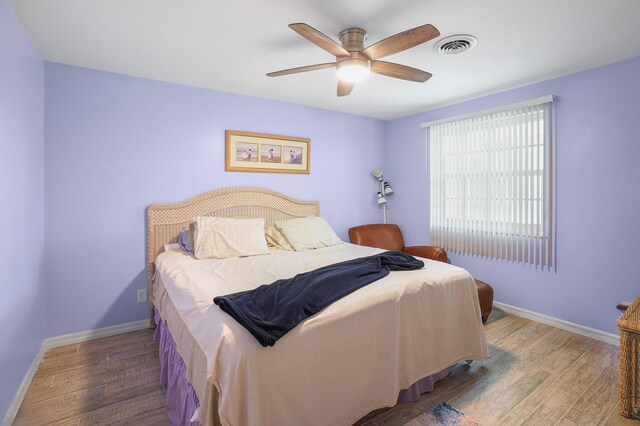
[381,179,387,224]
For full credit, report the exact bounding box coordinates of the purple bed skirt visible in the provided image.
[154,310,201,426]
[154,309,452,425]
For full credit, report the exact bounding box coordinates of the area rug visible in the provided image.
[404,402,480,426]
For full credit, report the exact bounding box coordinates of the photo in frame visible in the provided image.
[225,130,310,174]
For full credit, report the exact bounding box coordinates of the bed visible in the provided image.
[146,186,489,425]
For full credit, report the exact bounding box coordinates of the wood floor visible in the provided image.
[14,329,170,425]
[14,311,636,425]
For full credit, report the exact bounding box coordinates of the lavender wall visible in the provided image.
[387,55,640,335]
[0,0,45,418]
[44,62,387,337]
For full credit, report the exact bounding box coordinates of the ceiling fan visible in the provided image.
[267,23,440,97]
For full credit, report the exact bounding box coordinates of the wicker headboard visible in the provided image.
[146,186,320,326]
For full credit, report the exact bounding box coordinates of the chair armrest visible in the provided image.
[403,246,449,263]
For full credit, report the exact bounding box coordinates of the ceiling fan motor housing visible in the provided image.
[338,27,367,52]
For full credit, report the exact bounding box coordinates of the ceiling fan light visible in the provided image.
[337,59,370,82]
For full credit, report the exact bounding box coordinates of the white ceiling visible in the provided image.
[9,0,640,120]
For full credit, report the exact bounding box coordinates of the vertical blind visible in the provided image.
[428,99,554,268]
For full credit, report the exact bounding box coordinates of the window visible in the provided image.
[426,97,554,268]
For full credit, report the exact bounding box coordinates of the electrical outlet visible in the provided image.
[137,289,147,303]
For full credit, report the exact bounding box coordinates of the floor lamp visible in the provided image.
[372,169,394,224]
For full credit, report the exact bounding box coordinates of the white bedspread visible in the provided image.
[155,243,488,426]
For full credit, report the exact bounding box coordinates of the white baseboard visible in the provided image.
[2,346,45,426]
[2,319,150,426]
[493,301,620,347]
[43,319,149,350]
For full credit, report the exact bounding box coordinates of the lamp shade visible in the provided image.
[372,170,392,224]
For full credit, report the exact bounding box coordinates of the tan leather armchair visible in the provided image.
[348,224,449,263]
[348,224,493,323]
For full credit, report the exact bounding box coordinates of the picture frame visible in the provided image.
[225,130,310,174]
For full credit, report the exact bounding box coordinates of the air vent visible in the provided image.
[435,35,477,55]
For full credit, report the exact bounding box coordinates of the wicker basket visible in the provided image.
[618,295,640,419]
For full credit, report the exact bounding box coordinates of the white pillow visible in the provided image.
[274,217,343,252]
[265,225,295,251]
[194,216,269,259]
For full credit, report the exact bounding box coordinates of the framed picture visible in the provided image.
[225,130,310,174]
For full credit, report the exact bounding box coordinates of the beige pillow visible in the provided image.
[194,216,269,259]
[265,225,294,251]
[274,217,343,252]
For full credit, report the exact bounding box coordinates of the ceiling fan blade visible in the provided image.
[289,23,351,58]
[267,62,336,77]
[371,61,432,82]
[361,24,440,60]
[337,80,355,97]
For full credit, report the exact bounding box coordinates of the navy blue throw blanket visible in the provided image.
[213,251,424,347]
